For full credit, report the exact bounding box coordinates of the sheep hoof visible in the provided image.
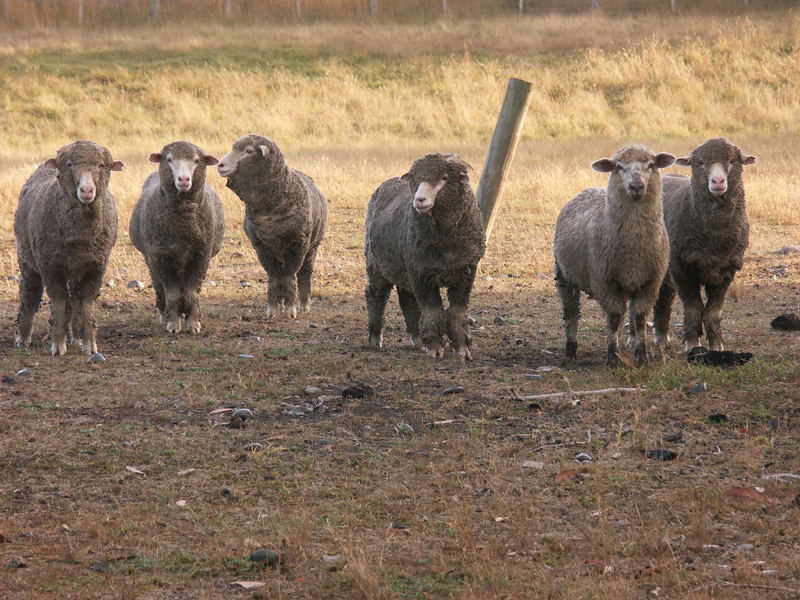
[286,305,298,319]
[426,345,445,359]
[709,341,724,352]
[82,341,97,355]
[14,335,28,348]
[166,320,181,334]
[410,336,423,350]
[368,334,383,348]
[634,345,650,366]
[299,303,310,313]
[51,341,67,356]
[266,306,278,319]
[683,340,700,353]
[187,319,201,334]
[565,340,577,359]
[455,346,472,362]
[654,332,671,345]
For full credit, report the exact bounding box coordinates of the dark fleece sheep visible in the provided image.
[553,145,675,366]
[129,140,224,334]
[217,134,327,318]
[364,153,485,361]
[653,137,757,352]
[14,140,123,355]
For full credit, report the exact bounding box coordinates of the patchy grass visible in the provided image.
[1,13,800,600]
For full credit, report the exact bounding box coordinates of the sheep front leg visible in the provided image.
[72,275,102,354]
[446,276,476,362]
[416,286,446,359]
[164,286,183,333]
[673,271,703,352]
[366,272,392,348]
[183,288,202,334]
[653,280,675,346]
[47,289,70,356]
[702,281,731,351]
[629,294,653,366]
[397,288,422,349]
[15,265,44,348]
[604,301,626,367]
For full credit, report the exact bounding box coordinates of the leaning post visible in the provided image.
[475,77,532,242]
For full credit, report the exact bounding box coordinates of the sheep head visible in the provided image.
[44,140,123,206]
[402,154,472,216]
[592,145,675,203]
[675,137,756,201]
[150,141,217,196]
[217,134,284,181]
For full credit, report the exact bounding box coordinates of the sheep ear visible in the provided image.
[591,158,615,173]
[110,160,124,171]
[654,153,676,169]
[459,172,470,183]
[258,145,270,157]
[400,172,411,181]
[675,156,691,167]
[149,153,162,163]
[202,155,219,166]
[44,158,58,169]
[741,154,757,166]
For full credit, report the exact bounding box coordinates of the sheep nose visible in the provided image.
[711,176,725,185]
[80,185,94,194]
[628,183,644,198]
[178,176,190,184]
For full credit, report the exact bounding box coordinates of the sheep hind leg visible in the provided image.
[702,282,730,351]
[557,278,581,359]
[73,277,102,354]
[653,280,675,346]
[366,273,392,348]
[397,288,422,350]
[15,265,44,348]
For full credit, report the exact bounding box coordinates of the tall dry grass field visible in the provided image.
[1,12,799,600]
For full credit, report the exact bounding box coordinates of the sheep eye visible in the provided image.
[647,162,654,170]
[441,174,449,181]
[245,148,254,154]
[66,161,73,168]
[166,157,173,163]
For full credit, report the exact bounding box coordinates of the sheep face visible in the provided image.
[217,134,281,180]
[44,140,123,205]
[150,141,217,194]
[402,153,472,216]
[675,138,756,199]
[592,146,675,202]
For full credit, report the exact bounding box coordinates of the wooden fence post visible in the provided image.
[77,0,83,25]
[224,0,232,19]
[150,0,159,22]
[476,77,532,241]
[296,0,301,19]
[441,0,447,15]
[369,0,377,14]
[518,0,524,15]
[3,0,9,24]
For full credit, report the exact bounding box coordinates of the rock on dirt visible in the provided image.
[249,548,280,567]
[770,312,800,331]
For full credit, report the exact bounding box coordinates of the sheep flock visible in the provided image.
[12,135,760,368]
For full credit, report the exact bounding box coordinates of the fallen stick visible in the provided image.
[521,387,642,401]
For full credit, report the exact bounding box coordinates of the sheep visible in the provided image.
[14,140,123,356]
[653,137,757,352]
[553,145,676,366]
[129,140,224,334]
[217,134,327,319]
[364,153,485,361]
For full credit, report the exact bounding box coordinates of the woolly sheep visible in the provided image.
[553,145,676,366]
[364,153,485,360]
[14,140,123,355]
[653,137,757,351]
[129,140,224,334]
[217,134,327,318]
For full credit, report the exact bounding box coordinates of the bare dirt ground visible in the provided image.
[0,178,798,598]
